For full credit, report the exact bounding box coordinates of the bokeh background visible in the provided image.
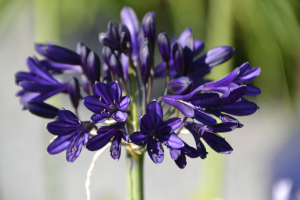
[1,0,300,199]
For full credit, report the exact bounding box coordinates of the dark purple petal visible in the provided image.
[109,54,123,77]
[119,24,132,54]
[224,86,247,104]
[102,46,113,67]
[58,109,78,124]
[141,12,155,46]
[169,148,181,160]
[16,90,26,96]
[206,122,238,132]
[47,121,79,135]
[19,81,63,93]
[91,113,110,123]
[139,114,153,135]
[235,67,261,84]
[177,27,192,46]
[194,40,204,56]
[68,77,80,109]
[174,153,187,169]
[167,77,193,95]
[182,143,199,158]
[161,96,194,118]
[194,109,217,125]
[79,45,91,74]
[26,57,58,84]
[172,42,184,74]
[146,100,163,129]
[183,34,194,75]
[121,54,129,81]
[147,138,164,164]
[40,60,82,74]
[119,96,131,110]
[108,81,121,103]
[66,131,85,162]
[189,93,221,108]
[120,129,130,143]
[184,122,207,159]
[157,32,170,62]
[202,132,233,154]
[139,38,153,85]
[216,99,258,116]
[15,72,50,85]
[83,96,108,113]
[237,62,249,76]
[86,51,101,83]
[130,131,149,146]
[192,46,235,68]
[245,85,262,96]
[113,111,128,122]
[93,82,111,103]
[107,21,120,40]
[204,67,240,88]
[47,134,74,154]
[99,32,120,50]
[41,45,81,65]
[86,129,115,151]
[81,75,90,95]
[120,6,139,60]
[24,101,59,118]
[110,133,122,160]
[160,133,184,149]
[157,117,182,135]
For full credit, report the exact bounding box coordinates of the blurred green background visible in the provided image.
[2,0,300,200]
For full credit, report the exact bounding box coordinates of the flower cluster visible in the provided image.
[15,6,260,168]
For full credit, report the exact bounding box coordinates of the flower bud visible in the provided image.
[109,54,123,77]
[141,12,155,46]
[40,45,81,65]
[86,51,101,83]
[68,77,80,109]
[157,32,170,62]
[24,101,59,118]
[167,76,193,95]
[139,38,153,85]
[172,42,184,74]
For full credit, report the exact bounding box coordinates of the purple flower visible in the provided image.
[168,142,199,169]
[130,100,184,164]
[46,109,94,162]
[15,57,68,108]
[83,81,131,123]
[86,122,130,160]
[184,121,236,158]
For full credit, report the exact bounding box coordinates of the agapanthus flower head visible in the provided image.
[46,109,94,162]
[130,100,184,164]
[83,81,130,123]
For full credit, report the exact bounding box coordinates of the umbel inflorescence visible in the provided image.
[15,6,261,169]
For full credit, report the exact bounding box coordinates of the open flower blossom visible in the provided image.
[130,100,184,164]
[14,6,261,171]
[46,109,94,162]
[83,81,130,123]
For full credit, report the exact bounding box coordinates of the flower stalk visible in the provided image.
[126,149,144,200]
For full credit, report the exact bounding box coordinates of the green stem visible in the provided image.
[126,150,144,200]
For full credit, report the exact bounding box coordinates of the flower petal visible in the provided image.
[119,96,131,110]
[91,113,110,123]
[182,143,199,158]
[86,129,115,151]
[161,96,194,118]
[206,122,238,132]
[47,134,74,154]
[147,138,164,164]
[113,111,128,122]
[130,131,149,146]
[194,40,204,56]
[194,109,217,125]
[47,121,80,135]
[204,67,240,88]
[83,96,108,113]
[93,82,111,103]
[146,100,163,129]
[108,81,121,103]
[245,85,262,96]
[160,133,184,149]
[139,114,153,135]
[110,132,122,160]
[216,99,258,116]
[169,148,181,160]
[24,101,59,118]
[157,117,182,135]
[58,109,78,124]
[202,132,233,154]
[174,153,187,169]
